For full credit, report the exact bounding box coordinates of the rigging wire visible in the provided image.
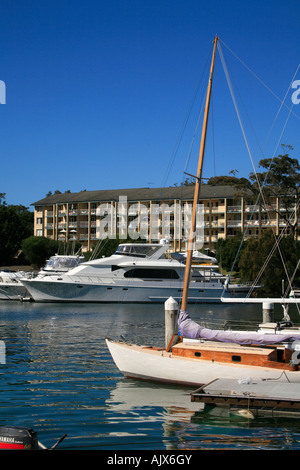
[217,41,299,302]
[262,63,300,149]
[160,44,213,189]
[247,200,300,297]
[220,39,300,122]
[244,100,299,300]
[182,92,206,179]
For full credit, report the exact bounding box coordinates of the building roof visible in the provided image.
[32,185,242,206]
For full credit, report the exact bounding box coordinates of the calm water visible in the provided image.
[0,300,300,451]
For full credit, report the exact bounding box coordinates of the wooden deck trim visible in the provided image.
[172,341,297,370]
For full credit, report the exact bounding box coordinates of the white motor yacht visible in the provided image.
[21,241,251,303]
[0,253,85,301]
[0,271,29,300]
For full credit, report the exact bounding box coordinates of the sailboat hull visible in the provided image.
[105,338,300,387]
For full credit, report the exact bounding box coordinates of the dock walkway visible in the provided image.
[191,378,300,412]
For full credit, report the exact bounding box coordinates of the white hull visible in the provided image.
[0,282,28,300]
[20,242,253,303]
[106,339,300,387]
[21,277,239,303]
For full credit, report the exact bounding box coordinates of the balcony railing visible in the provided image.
[227,220,242,226]
[227,206,242,212]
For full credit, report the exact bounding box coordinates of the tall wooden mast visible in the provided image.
[181,35,219,312]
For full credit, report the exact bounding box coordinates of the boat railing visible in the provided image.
[58,275,114,284]
[196,319,261,332]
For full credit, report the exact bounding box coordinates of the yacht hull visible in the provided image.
[106,338,300,387]
[0,282,28,300]
[21,277,230,303]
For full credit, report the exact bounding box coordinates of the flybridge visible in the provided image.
[114,242,168,259]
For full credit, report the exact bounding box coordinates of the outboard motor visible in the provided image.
[0,426,67,450]
[0,426,39,450]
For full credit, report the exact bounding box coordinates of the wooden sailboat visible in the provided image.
[106,36,300,387]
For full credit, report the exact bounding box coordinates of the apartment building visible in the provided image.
[32,185,296,252]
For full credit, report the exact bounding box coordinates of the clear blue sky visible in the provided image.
[0,0,299,209]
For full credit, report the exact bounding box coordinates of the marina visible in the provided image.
[0,300,300,450]
[0,1,299,453]
[105,36,300,391]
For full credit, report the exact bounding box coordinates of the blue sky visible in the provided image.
[0,0,299,209]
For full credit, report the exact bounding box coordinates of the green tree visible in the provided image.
[248,145,300,237]
[208,146,300,238]
[21,236,59,268]
[215,234,245,272]
[0,204,33,265]
[207,175,252,190]
[238,229,300,296]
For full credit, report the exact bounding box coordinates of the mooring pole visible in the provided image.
[262,302,274,323]
[165,296,179,349]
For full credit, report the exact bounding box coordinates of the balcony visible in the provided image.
[227,206,242,213]
[211,205,225,213]
[227,220,242,227]
[244,205,259,212]
[261,219,277,227]
[210,221,225,228]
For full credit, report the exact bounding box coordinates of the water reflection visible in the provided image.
[0,300,299,449]
[105,375,300,450]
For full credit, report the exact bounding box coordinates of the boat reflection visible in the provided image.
[106,378,202,421]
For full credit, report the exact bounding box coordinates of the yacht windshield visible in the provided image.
[45,256,81,269]
[114,245,162,258]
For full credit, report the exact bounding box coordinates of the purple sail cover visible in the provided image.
[178,310,299,345]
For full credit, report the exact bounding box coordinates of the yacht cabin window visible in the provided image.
[114,245,162,258]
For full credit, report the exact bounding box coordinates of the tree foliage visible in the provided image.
[0,202,33,265]
[215,235,245,272]
[207,175,252,190]
[21,236,60,268]
[209,145,300,237]
[249,145,300,236]
[238,230,300,296]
